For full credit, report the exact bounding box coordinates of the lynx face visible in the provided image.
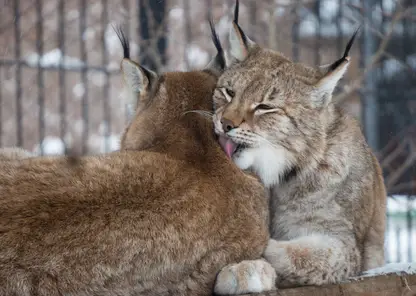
[213,21,355,187]
[213,49,329,186]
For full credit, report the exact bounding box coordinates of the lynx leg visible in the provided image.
[214,259,276,295]
[362,225,385,271]
[264,236,360,288]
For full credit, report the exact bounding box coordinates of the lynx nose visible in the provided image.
[221,118,236,132]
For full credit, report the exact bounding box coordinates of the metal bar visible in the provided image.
[137,0,141,62]
[407,196,412,262]
[291,1,300,62]
[396,227,401,262]
[14,0,23,147]
[0,2,37,34]
[183,0,191,69]
[205,0,213,21]
[336,0,343,56]
[386,210,391,263]
[401,5,412,263]
[36,0,45,155]
[102,0,111,153]
[139,0,166,71]
[249,1,257,39]
[314,0,321,65]
[0,69,2,147]
[58,0,67,154]
[0,59,116,73]
[123,0,131,125]
[79,0,88,154]
[360,0,379,151]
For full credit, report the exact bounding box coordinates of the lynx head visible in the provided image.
[214,0,358,187]
[114,24,225,153]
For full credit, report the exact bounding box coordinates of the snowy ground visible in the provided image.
[386,196,416,263]
[361,262,416,277]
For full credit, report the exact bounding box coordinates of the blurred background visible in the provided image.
[0,0,415,264]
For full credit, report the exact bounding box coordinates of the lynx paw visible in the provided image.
[214,259,276,295]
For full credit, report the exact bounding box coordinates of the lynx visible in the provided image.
[213,2,387,294]
[0,25,269,296]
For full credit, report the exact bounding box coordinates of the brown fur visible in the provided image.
[213,5,386,292]
[0,48,269,295]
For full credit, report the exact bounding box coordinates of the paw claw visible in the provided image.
[214,260,276,295]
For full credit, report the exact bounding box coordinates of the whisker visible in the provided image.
[254,134,281,150]
[182,110,214,121]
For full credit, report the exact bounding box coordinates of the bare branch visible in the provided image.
[385,150,416,189]
[334,4,415,104]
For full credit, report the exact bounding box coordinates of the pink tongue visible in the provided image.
[218,136,238,158]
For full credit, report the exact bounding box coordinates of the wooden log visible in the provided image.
[238,273,416,296]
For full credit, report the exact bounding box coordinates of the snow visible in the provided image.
[90,2,102,14]
[382,59,403,78]
[386,222,415,264]
[385,195,416,263]
[186,45,209,68]
[319,0,339,22]
[72,83,85,99]
[89,72,106,87]
[297,4,357,38]
[33,136,66,156]
[217,15,231,37]
[361,262,416,277]
[88,134,120,153]
[83,27,96,40]
[388,195,416,213]
[274,0,292,4]
[382,0,396,13]
[67,10,79,21]
[406,54,416,69]
[299,13,317,37]
[107,61,120,72]
[105,24,122,56]
[103,24,139,58]
[169,7,184,21]
[274,6,286,18]
[25,49,84,69]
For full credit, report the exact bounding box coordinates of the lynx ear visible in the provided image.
[205,20,226,75]
[229,0,256,62]
[114,25,157,93]
[121,59,156,93]
[115,25,157,113]
[313,28,359,106]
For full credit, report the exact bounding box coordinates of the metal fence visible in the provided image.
[0,0,415,263]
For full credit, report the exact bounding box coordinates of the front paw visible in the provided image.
[214,259,276,295]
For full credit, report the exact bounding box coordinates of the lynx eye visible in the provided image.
[220,87,235,102]
[255,104,275,111]
[225,88,235,97]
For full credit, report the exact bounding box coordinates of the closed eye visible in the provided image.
[255,104,275,110]
[225,88,235,97]
[220,87,234,103]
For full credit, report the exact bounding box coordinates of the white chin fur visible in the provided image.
[233,145,293,188]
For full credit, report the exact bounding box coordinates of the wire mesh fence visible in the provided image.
[0,0,415,264]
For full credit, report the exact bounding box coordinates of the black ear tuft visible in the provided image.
[234,0,240,24]
[328,26,360,72]
[209,20,225,70]
[232,0,249,46]
[342,26,360,60]
[113,24,130,59]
